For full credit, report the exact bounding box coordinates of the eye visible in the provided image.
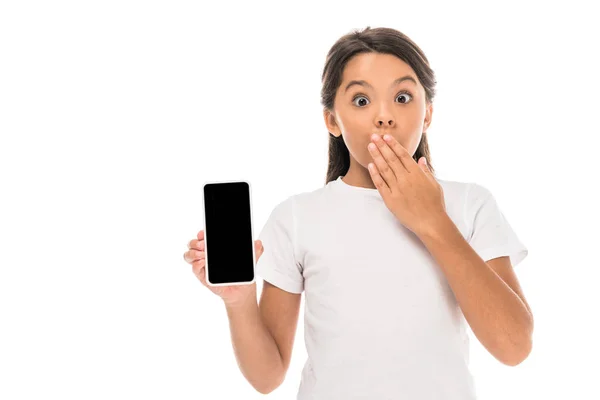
[351,91,413,107]
[352,95,369,107]
[396,91,413,104]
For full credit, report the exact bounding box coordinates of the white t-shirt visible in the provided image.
[255,175,528,400]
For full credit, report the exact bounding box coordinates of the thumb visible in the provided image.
[255,240,264,262]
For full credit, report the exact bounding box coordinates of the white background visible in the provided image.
[1,1,599,399]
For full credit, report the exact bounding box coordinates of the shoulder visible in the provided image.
[435,177,493,202]
[463,181,495,209]
[433,177,500,224]
[284,182,335,212]
[267,194,296,219]
[433,176,474,210]
[435,176,469,196]
[265,187,323,223]
[265,180,332,217]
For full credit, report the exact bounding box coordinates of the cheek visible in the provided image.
[343,133,372,166]
[408,131,424,155]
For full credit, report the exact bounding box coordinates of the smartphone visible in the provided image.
[202,180,256,286]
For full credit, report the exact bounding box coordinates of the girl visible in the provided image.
[183,26,533,399]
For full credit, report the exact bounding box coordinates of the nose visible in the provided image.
[375,108,395,128]
[377,119,394,127]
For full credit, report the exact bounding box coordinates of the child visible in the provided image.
[184,26,533,399]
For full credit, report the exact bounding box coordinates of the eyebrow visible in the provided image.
[344,75,417,93]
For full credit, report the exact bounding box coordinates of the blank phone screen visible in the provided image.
[203,181,255,285]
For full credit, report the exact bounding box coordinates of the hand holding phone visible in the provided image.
[184,229,265,307]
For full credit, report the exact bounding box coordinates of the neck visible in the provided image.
[341,156,377,189]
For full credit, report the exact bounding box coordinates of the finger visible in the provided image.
[191,250,205,261]
[368,142,394,189]
[188,239,205,251]
[383,134,416,172]
[198,264,213,289]
[198,267,208,287]
[184,250,205,263]
[193,260,208,287]
[372,135,405,176]
[197,230,204,240]
[368,162,391,197]
[191,259,205,274]
[255,241,264,259]
[192,260,206,276]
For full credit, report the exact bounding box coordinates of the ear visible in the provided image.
[323,109,342,137]
[423,103,433,132]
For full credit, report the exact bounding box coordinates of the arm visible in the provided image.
[417,216,534,366]
[225,281,301,394]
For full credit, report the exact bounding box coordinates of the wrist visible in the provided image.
[224,289,258,312]
[417,212,455,241]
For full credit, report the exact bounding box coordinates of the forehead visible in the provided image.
[341,52,418,84]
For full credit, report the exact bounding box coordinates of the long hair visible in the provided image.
[321,27,438,184]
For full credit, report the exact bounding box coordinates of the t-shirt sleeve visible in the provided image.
[464,183,528,268]
[255,196,304,294]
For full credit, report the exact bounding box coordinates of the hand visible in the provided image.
[367,133,448,237]
[184,229,265,307]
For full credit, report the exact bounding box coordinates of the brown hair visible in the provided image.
[321,26,438,184]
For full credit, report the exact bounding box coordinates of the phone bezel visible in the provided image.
[202,179,256,287]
